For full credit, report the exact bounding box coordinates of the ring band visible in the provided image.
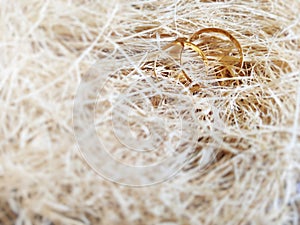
[189,27,244,69]
[162,37,208,83]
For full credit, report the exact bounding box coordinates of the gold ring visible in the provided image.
[189,27,243,69]
[162,37,208,84]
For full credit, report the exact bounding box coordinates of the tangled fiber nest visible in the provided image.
[1,0,300,224]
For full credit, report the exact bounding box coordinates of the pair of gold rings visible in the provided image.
[157,28,244,91]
